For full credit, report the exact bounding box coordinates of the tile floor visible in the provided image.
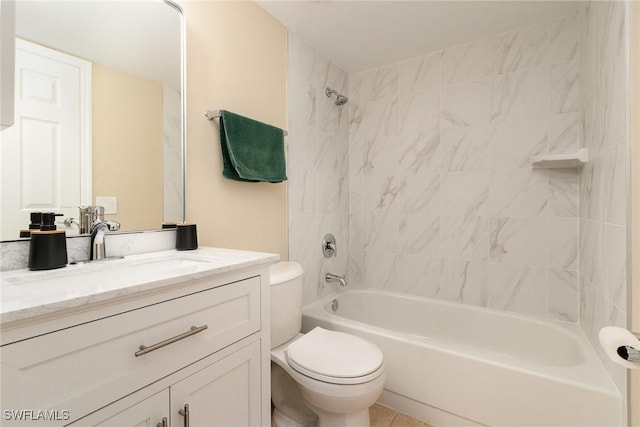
[370,403,435,427]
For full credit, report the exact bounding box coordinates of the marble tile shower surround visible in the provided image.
[577,0,628,397]
[345,16,583,322]
[287,33,350,305]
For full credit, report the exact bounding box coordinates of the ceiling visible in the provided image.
[256,1,580,73]
[15,0,181,89]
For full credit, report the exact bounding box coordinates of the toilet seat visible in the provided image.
[285,327,384,385]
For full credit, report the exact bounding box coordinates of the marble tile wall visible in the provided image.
[163,85,184,223]
[578,1,629,396]
[348,16,582,321]
[287,33,350,304]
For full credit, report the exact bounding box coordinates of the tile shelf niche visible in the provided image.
[531,148,588,169]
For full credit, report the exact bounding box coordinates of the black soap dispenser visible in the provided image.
[29,212,43,230]
[28,212,68,270]
[40,212,63,231]
[20,212,43,238]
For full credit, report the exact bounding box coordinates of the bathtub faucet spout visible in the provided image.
[326,272,347,287]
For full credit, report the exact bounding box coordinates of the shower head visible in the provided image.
[335,94,349,106]
[325,87,349,106]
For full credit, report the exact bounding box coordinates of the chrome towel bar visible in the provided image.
[205,110,288,136]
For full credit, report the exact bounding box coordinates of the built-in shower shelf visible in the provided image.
[531,148,588,169]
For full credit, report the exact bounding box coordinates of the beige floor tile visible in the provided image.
[369,403,397,427]
[390,412,435,427]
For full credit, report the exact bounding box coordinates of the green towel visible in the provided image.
[219,110,287,183]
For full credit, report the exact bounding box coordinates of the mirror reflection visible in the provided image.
[0,0,184,241]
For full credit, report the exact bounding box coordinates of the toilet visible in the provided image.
[270,262,385,427]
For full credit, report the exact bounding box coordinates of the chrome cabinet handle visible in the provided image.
[179,404,190,427]
[156,417,168,427]
[135,325,208,357]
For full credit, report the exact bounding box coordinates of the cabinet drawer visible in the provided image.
[1,276,261,426]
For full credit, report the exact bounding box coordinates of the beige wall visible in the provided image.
[631,1,639,424]
[92,63,164,231]
[181,0,288,260]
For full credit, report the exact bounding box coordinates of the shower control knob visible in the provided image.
[322,233,337,258]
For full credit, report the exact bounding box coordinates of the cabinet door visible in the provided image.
[171,340,262,427]
[70,389,169,427]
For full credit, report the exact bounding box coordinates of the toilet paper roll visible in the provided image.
[598,326,639,370]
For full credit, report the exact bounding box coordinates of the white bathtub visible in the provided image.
[302,288,622,427]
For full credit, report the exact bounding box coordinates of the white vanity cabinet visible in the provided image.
[0,251,274,427]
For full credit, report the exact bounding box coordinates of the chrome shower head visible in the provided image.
[335,94,349,106]
[325,87,349,106]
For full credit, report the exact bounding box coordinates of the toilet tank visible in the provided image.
[270,261,304,348]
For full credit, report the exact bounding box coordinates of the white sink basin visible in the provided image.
[5,255,213,289]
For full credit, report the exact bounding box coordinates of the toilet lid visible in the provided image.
[285,327,383,384]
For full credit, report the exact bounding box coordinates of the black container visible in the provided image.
[162,222,178,229]
[28,230,68,270]
[176,223,198,251]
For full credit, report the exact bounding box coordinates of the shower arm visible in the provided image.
[325,87,338,98]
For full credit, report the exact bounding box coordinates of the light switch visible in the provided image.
[96,196,117,214]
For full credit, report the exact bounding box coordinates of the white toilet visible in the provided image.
[270,262,385,427]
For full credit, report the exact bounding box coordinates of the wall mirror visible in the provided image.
[0,0,185,241]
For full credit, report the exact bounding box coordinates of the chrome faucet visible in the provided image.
[325,272,347,287]
[89,214,120,261]
[90,222,110,260]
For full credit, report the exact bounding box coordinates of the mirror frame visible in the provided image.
[167,0,187,227]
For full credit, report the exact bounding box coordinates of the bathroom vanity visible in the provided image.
[0,247,277,426]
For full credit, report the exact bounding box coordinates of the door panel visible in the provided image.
[171,340,262,427]
[0,39,90,239]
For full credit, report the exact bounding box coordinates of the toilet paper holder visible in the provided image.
[618,331,640,363]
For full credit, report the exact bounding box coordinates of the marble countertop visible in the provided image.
[0,247,278,324]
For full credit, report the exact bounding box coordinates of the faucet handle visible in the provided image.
[322,233,337,258]
[104,220,120,231]
[63,217,80,228]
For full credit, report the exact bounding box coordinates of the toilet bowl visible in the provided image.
[270,262,385,427]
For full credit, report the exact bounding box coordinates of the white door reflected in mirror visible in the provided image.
[0,39,91,239]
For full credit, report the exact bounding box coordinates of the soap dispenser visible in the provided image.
[40,212,63,231]
[28,212,68,270]
[29,212,43,230]
[20,212,43,238]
